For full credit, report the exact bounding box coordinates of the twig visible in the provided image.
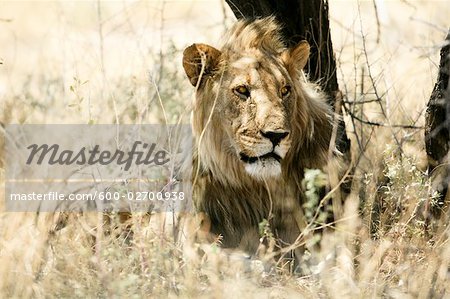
[345,109,424,129]
[410,16,448,33]
[220,0,229,29]
[96,0,119,128]
[372,0,382,44]
[343,99,381,105]
[358,2,403,149]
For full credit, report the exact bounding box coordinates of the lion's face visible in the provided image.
[183,41,312,180]
[218,56,295,178]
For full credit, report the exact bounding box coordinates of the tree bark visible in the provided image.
[425,30,450,217]
[225,0,350,154]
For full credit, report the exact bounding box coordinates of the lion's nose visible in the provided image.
[261,130,289,146]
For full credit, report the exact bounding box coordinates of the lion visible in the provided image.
[182,17,333,262]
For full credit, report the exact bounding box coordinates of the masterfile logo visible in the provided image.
[26,141,170,170]
[5,124,192,212]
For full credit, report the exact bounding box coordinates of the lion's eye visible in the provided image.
[233,85,250,99]
[280,85,291,98]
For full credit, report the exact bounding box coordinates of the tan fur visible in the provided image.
[183,17,332,256]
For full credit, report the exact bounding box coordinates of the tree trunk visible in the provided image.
[225,0,350,154]
[425,30,450,217]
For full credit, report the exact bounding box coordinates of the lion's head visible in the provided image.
[183,17,332,186]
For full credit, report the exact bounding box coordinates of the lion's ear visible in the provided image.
[182,43,222,87]
[281,40,310,74]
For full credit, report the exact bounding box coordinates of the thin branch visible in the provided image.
[343,99,381,105]
[372,0,382,44]
[410,16,448,34]
[358,2,403,148]
[345,109,424,129]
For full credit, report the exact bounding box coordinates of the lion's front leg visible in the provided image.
[269,203,309,272]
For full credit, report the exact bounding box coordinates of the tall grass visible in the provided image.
[1,1,450,298]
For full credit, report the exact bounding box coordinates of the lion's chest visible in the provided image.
[194,177,302,249]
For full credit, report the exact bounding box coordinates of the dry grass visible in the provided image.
[1,1,450,298]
